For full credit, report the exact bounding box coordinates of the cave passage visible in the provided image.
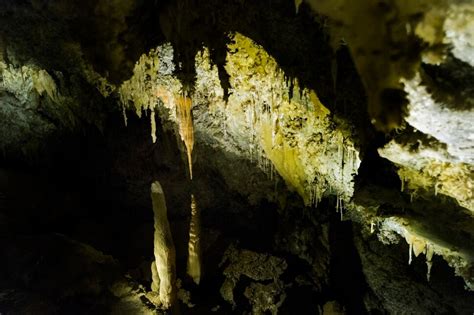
[1,0,474,314]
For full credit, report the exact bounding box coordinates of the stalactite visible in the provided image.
[176,95,194,180]
[413,239,425,257]
[271,113,278,147]
[223,111,227,138]
[426,243,434,281]
[426,260,433,281]
[408,241,413,265]
[122,103,128,127]
[336,195,344,214]
[294,0,303,13]
[309,185,321,207]
[150,181,177,309]
[187,194,201,285]
[33,70,60,103]
[340,202,343,221]
[150,110,157,143]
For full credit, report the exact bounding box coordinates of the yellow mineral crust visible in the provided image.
[119,33,361,205]
[1,62,60,104]
[379,140,474,213]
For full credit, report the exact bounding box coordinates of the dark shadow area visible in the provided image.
[0,109,327,314]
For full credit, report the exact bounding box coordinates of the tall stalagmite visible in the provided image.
[150,181,177,309]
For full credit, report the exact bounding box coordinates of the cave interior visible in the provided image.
[0,0,473,314]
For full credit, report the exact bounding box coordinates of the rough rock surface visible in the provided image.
[119,33,361,206]
[0,0,473,313]
[219,244,288,314]
[354,229,474,314]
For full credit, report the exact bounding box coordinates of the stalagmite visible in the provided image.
[187,194,201,285]
[150,181,177,309]
[176,95,194,180]
[151,261,160,292]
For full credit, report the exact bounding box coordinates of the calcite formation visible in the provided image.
[175,95,194,180]
[150,181,177,309]
[297,0,474,290]
[380,217,473,289]
[1,0,473,312]
[379,139,474,213]
[1,63,59,104]
[187,194,201,285]
[0,39,110,156]
[119,32,361,206]
[118,27,474,293]
[299,0,474,130]
[348,191,474,291]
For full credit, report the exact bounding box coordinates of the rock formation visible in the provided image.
[0,0,473,313]
[150,181,176,309]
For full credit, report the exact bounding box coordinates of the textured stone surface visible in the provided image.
[402,72,474,164]
[119,33,361,206]
[379,138,474,212]
[219,244,287,312]
[0,0,473,313]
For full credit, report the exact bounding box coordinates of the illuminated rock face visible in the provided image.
[300,0,474,131]
[1,0,473,312]
[118,28,474,292]
[120,33,361,206]
[379,140,474,213]
[297,0,474,290]
[0,44,110,156]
